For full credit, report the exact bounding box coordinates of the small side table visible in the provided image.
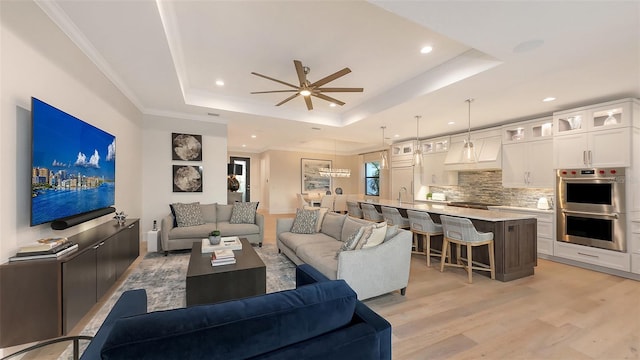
[146,230,159,252]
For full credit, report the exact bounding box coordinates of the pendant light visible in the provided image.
[318,140,351,178]
[413,115,423,168]
[462,98,477,163]
[380,126,389,170]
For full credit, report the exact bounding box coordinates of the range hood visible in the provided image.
[444,133,502,171]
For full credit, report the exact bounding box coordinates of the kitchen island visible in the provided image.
[360,199,537,282]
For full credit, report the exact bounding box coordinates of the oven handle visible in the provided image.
[561,177,617,183]
[562,210,619,219]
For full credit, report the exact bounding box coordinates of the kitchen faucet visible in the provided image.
[398,187,407,202]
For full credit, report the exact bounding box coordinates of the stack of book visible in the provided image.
[201,236,242,254]
[210,249,236,267]
[9,237,79,262]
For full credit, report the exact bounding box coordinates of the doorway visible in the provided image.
[230,156,251,202]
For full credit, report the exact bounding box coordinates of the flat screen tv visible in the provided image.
[31,97,116,226]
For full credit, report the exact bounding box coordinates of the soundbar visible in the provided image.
[51,207,116,230]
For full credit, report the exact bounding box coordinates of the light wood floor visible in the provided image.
[10,211,639,359]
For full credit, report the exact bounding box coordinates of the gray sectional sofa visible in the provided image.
[161,203,264,254]
[277,212,412,300]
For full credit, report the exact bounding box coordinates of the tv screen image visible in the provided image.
[31,97,116,226]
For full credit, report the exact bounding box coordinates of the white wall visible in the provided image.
[0,1,143,263]
[141,115,227,232]
[263,150,361,214]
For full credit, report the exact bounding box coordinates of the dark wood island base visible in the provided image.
[361,200,538,282]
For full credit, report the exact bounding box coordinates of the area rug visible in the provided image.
[59,244,295,359]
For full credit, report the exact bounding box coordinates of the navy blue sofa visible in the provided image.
[80,264,391,359]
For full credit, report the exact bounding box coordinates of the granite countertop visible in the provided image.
[359,199,537,222]
[488,205,555,214]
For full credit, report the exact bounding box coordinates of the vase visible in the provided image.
[209,236,221,245]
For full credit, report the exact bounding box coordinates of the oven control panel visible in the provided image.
[557,167,625,181]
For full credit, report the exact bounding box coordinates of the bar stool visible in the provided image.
[346,201,363,219]
[439,215,495,283]
[407,210,443,266]
[361,203,384,222]
[381,207,410,229]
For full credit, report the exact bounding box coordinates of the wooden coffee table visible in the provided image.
[186,238,266,306]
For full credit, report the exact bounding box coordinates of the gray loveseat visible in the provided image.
[277,212,412,300]
[161,203,264,254]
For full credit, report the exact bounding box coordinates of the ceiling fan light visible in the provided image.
[299,89,311,97]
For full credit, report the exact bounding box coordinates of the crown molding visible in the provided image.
[35,0,146,113]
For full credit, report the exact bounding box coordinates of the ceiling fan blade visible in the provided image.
[251,72,299,89]
[276,93,300,106]
[294,60,306,86]
[310,67,351,88]
[316,87,363,93]
[250,90,298,94]
[304,96,313,110]
[313,93,345,106]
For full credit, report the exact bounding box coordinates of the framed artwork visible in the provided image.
[173,165,203,192]
[172,133,202,161]
[301,158,331,194]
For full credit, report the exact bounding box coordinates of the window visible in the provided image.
[365,161,380,196]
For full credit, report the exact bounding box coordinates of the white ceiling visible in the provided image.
[38,0,639,156]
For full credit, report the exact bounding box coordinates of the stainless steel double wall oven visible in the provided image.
[556,167,626,252]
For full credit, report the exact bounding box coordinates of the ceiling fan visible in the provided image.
[251,60,363,110]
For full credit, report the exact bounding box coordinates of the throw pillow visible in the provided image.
[291,208,319,234]
[171,202,205,227]
[360,222,387,249]
[320,212,347,241]
[335,225,371,259]
[384,225,400,242]
[229,202,259,224]
[303,205,329,232]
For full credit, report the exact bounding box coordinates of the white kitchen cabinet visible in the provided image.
[391,140,416,167]
[554,241,630,271]
[553,99,634,168]
[555,100,632,136]
[553,127,630,168]
[420,136,449,154]
[502,139,554,188]
[419,136,457,186]
[503,117,553,143]
[502,117,554,188]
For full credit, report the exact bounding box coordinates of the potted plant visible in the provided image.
[208,230,221,245]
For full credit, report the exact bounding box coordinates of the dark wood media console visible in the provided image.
[0,219,140,347]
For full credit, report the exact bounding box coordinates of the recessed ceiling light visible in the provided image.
[543,97,556,102]
[242,144,246,148]
[448,121,455,125]
[394,134,400,138]
[420,46,433,54]
[215,80,224,86]
[329,103,337,107]
[251,135,257,138]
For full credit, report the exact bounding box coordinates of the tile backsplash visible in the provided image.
[428,170,554,209]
